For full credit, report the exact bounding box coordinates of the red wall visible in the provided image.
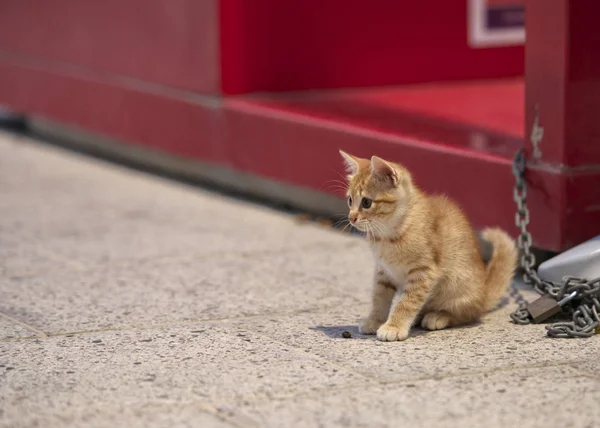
[219,0,524,94]
[0,0,221,93]
[0,0,524,95]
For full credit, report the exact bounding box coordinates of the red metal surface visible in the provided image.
[0,53,571,250]
[3,0,599,252]
[355,81,524,138]
[218,0,524,94]
[525,0,600,249]
[239,80,524,156]
[564,0,600,167]
[0,60,226,165]
[565,174,600,248]
[0,0,523,96]
[225,96,522,214]
[224,87,564,252]
[0,0,221,94]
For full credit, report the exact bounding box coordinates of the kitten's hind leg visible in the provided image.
[420,311,454,330]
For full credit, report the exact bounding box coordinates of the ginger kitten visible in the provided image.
[339,151,517,342]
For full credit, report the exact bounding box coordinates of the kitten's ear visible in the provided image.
[371,156,399,187]
[339,150,362,175]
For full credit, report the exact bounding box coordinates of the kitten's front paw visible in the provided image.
[376,323,409,342]
[359,317,383,335]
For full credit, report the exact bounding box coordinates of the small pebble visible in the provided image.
[341,331,352,339]
[317,218,333,227]
[294,213,312,224]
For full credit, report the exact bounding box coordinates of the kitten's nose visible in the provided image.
[349,212,358,224]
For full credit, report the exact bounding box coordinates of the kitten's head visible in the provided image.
[339,150,414,237]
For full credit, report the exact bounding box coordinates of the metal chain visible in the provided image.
[510,148,600,337]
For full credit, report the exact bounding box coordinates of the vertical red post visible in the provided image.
[526,0,600,248]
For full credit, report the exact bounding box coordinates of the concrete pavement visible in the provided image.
[1,131,598,428]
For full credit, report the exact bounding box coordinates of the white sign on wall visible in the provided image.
[468,0,525,48]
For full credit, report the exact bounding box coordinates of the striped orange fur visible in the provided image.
[340,151,517,341]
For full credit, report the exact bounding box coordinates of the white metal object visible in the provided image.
[538,235,600,283]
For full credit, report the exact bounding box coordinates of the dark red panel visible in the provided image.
[2,55,589,251]
[525,0,600,168]
[355,81,524,139]
[524,0,600,249]
[240,80,524,158]
[565,0,600,167]
[564,172,600,248]
[224,93,565,251]
[0,60,226,164]
[219,0,524,94]
[0,0,220,94]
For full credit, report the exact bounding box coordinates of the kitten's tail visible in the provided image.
[481,227,518,312]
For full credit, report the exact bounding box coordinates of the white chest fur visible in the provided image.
[371,245,409,290]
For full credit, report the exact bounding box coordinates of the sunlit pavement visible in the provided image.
[1,131,598,428]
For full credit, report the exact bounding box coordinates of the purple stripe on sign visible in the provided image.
[486,6,524,29]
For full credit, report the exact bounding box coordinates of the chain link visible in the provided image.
[510,148,600,337]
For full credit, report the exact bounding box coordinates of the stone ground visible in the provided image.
[0,130,599,428]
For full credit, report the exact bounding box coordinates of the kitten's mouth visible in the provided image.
[350,220,368,232]
[351,219,386,237]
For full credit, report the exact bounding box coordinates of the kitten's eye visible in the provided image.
[348,197,352,206]
[361,198,372,209]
